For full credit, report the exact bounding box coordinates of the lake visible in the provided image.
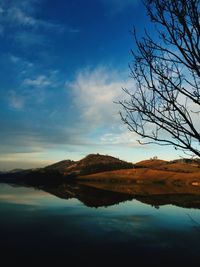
[0,183,200,267]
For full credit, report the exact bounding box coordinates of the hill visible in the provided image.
[0,153,134,185]
[134,158,200,173]
[171,158,200,165]
[46,154,134,176]
[1,154,200,189]
[135,159,168,168]
[45,160,75,173]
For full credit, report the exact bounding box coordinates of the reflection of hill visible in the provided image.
[42,183,133,208]
[77,181,200,209]
[135,194,200,209]
[79,180,200,195]
[38,182,200,209]
[1,179,200,209]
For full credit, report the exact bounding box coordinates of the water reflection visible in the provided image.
[0,183,200,266]
[44,183,134,208]
[1,181,200,209]
[42,182,200,209]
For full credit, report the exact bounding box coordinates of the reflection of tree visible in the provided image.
[120,0,200,157]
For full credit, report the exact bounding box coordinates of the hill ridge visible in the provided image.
[46,153,134,176]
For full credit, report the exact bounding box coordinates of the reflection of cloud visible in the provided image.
[0,191,46,206]
[0,194,35,205]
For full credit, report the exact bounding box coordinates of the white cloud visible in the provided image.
[0,24,4,35]
[0,6,4,34]
[67,66,140,147]
[15,31,47,47]
[23,75,54,88]
[105,0,138,5]
[100,131,139,146]
[0,2,77,34]
[8,7,36,27]
[10,55,20,63]
[21,73,60,103]
[0,6,4,14]
[68,28,80,33]
[8,54,34,76]
[1,3,62,31]
[68,66,130,128]
[100,0,139,13]
[9,90,24,110]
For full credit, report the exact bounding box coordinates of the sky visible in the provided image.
[0,0,181,170]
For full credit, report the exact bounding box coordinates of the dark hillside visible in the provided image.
[45,154,133,176]
[45,160,75,173]
[73,154,133,175]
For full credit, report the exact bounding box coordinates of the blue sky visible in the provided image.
[0,0,180,170]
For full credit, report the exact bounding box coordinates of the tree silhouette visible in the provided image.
[119,0,200,157]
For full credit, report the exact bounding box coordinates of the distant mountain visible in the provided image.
[45,160,75,173]
[0,154,134,185]
[1,154,199,187]
[0,169,24,174]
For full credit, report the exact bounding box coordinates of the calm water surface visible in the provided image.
[0,183,200,267]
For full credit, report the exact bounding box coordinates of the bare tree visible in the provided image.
[119,0,200,157]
